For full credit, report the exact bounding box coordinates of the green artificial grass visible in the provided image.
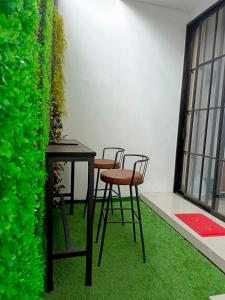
[45,200,225,300]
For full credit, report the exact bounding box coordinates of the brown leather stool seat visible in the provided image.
[94,159,120,170]
[101,169,143,185]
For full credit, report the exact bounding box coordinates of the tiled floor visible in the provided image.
[140,192,225,273]
[210,295,225,300]
[140,192,225,300]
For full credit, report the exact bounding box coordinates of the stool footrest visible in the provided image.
[53,249,88,259]
[106,207,132,210]
[94,189,119,197]
[106,221,140,224]
[95,195,119,199]
[103,207,139,219]
[102,208,140,223]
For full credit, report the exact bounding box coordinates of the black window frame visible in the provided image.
[174,0,225,222]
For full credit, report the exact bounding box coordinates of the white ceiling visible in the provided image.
[132,0,203,13]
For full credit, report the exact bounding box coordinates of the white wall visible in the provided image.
[189,0,218,20]
[58,0,188,199]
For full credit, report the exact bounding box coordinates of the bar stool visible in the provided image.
[83,147,125,219]
[96,154,149,266]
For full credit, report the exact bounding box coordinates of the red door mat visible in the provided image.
[175,213,225,237]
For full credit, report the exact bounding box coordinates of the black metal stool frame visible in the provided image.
[96,154,149,266]
[83,147,125,219]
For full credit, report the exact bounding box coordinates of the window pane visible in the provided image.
[191,26,200,68]
[219,110,225,160]
[210,58,225,107]
[188,71,196,110]
[199,13,216,64]
[191,111,207,154]
[187,154,203,200]
[177,4,225,214]
[200,158,215,206]
[184,112,192,151]
[180,153,188,192]
[195,64,211,109]
[217,195,225,216]
[205,109,220,157]
[215,6,225,58]
[216,161,225,216]
[218,161,225,193]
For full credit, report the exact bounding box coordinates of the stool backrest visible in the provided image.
[122,154,149,185]
[102,147,125,168]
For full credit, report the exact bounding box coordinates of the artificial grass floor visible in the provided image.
[44,199,225,300]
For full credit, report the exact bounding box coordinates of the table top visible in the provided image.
[46,139,96,158]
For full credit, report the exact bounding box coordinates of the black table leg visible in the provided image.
[46,158,54,292]
[86,157,94,286]
[70,161,75,215]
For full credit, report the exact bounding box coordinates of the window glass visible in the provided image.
[184,112,192,151]
[191,111,207,154]
[191,26,200,68]
[219,110,225,160]
[195,64,212,109]
[205,109,220,157]
[199,13,216,63]
[181,153,188,192]
[217,161,225,216]
[188,71,196,110]
[187,155,203,200]
[200,158,215,206]
[210,58,225,107]
[215,6,225,58]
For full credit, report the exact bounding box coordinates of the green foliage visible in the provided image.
[51,8,66,199]
[52,7,66,117]
[0,0,54,299]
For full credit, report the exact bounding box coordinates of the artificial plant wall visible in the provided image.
[52,7,66,122]
[51,7,66,197]
[0,0,54,298]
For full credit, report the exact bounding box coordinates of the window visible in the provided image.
[174,1,225,221]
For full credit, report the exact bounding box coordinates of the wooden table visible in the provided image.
[45,140,96,292]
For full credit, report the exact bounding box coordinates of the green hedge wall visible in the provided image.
[0,0,54,299]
